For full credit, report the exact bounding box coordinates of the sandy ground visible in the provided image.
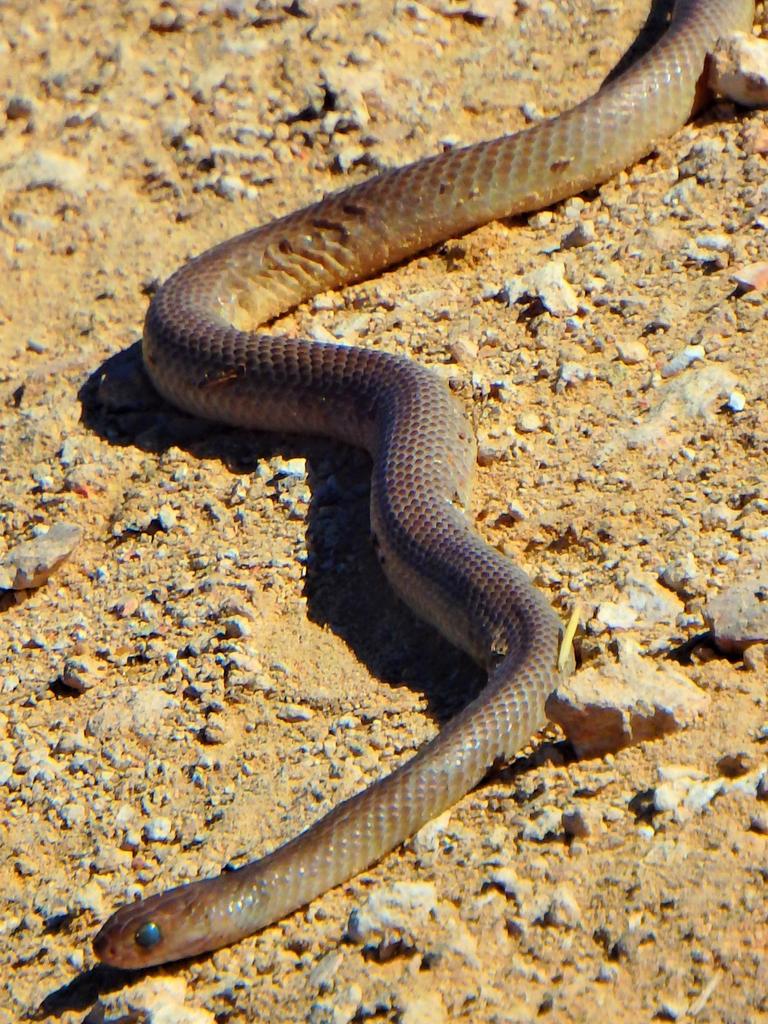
[1,0,767,1021]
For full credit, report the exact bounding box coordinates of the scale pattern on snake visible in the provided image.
[93,0,755,968]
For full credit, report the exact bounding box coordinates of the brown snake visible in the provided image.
[93,0,755,968]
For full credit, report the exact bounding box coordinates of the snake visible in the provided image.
[93,0,755,968]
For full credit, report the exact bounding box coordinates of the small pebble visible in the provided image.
[277,703,314,722]
[222,616,251,639]
[143,817,174,842]
[556,361,592,391]
[158,504,177,531]
[726,390,746,412]
[616,339,648,365]
[561,220,596,248]
[516,411,542,433]
[6,95,34,119]
[59,802,87,829]
[61,655,100,693]
[596,601,637,630]
[201,720,230,745]
[447,332,478,367]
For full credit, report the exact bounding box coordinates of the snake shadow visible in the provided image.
[79,342,488,733]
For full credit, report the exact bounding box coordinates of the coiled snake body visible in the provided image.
[94,0,755,967]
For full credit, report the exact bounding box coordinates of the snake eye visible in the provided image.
[135,920,162,949]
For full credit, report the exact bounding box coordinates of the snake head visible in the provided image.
[93,873,247,969]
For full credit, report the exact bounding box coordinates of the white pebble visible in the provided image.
[726,390,746,412]
[143,816,174,842]
[516,411,542,433]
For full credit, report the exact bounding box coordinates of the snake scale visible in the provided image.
[93,0,755,967]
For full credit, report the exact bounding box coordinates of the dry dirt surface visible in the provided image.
[1,1,767,1022]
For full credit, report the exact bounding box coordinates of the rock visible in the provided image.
[114,594,140,618]
[547,640,710,758]
[61,654,102,693]
[346,881,438,945]
[709,31,768,107]
[651,763,768,826]
[343,878,478,965]
[657,995,689,1021]
[6,95,34,120]
[59,802,87,829]
[150,6,188,31]
[700,502,738,529]
[622,571,683,626]
[732,261,768,294]
[561,220,596,249]
[447,329,478,367]
[704,577,768,653]
[200,719,231,745]
[71,879,105,917]
[221,616,251,639]
[0,522,83,590]
[503,260,579,317]
[157,503,177,531]
[743,643,767,673]
[728,766,768,799]
[271,456,307,481]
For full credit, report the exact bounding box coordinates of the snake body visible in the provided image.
[93,0,755,968]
